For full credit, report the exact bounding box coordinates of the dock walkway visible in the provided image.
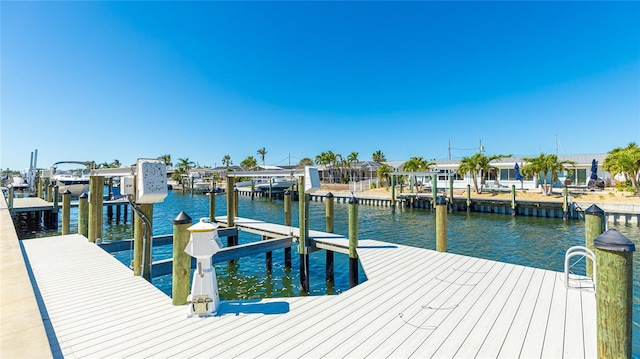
[17,221,596,357]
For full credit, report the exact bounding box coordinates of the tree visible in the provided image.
[240,156,258,170]
[372,150,386,162]
[376,163,393,187]
[315,151,337,183]
[347,152,359,181]
[222,155,232,168]
[297,157,314,168]
[175,157,195,184]
[257,147,267,167]
[603,142,640,194]
[402,156,435,191]
[157,154,172,169]
[110,159,121,168]
[457,152,511,194]
[521,153,576,196]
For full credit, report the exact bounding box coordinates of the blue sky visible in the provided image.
[2,1,639,170]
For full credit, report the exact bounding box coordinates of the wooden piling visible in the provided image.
[78,192,88,237]
[594,229,635,358]
[283,190,292,269]
[431,174,437,208]
[251,180,255,200]
[51,185,59,229]
[325,192,335,287]
[62,189,71,235]
[226,176,235,228]
[7,185,14,215]
[585,204,604,278]
[466,184,471,212]
[47,182,53,202]
[299,175,309,293]
[391,175,396,213]
[208,189,216,223]
[348,197,359,288]
[88,176,104,243]
[133,203,153,281]
[234,188,239,218]
[116,204,122,223]
[562,187,569,220]
[172,212,192,305]
[448,175,454,212]
[511,185,517,216]
[37,177,43,199]
[436,196,447,252]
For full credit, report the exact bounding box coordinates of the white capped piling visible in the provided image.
[348,197,359,288]
[594,229,635,358]
[78,192,88,237]
[283,190,292,268]
[466,184,472,212]
[62,189,71,235]
[88,176,104,243]
[585,204,604,278]
[298,175,309,293]
[436,196,448,252]
[173,212,192,305]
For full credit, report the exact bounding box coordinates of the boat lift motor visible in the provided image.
[185,218,223,317]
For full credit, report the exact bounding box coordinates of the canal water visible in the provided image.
[16,190,640,355]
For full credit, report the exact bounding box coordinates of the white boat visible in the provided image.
[255,178,296,191]
[9,176,29,189]
[51,161,92,197]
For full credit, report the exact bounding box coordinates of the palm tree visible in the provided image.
[222,155,232,168]
[316,151,338,183]
[175,157,195,185]
[257,147,267,168]
[521,153,575,195]
[402,156,435,191]
[110,159,121,168]
[372,150,386,163]
[603,142,640,194]
[297,157,314,168]
[157,154,172,169]
[376,164,393,187]
[347,152,359,181]
[457,152,511,194]
[240,156,258,171]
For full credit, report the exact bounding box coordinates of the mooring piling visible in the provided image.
[208,189,216,223]
[61,189,71,235]
[594,229,635,358]
[88,176,104,243]
[172,212,192,305]
[325,192,335,288]
[133,203,153,281]
[283,190,292,268]
[585,204,605,278]
[511,185,517,216]
[348,196,359,288]
[78,192,88,237]
[436,196,448,252]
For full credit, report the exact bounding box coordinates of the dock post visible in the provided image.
[325,192,335,288]
[511,185,517,216]
[585,204,604,278]
[431,174,437,209]
[234,188,239,219]
[436,196,448,252]
[62,189,71,235]
[78,192,88,237]
[116,204,122,223]
[107,204,113,220]
[448,176,454,212]
[269,181,273,201]
[466,184,471,213]
[225,176,237,248]
[7,185,14,215]
[46,180,53,202]
[594,229,635,358]
[391,175,396,213]
[88,176,104,243]
[283,190,292,268]
[348,197,359,288]
[251,180,255,200]
[298,175,309,294]
[37,177,43,199]
[562,187,569,220]
[133,203,153,281]
[172,211,192,305]
[208,189,216,222]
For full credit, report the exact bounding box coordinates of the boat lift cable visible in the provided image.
[127,196,153,279]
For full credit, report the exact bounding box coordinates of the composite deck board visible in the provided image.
[20,221,596,358]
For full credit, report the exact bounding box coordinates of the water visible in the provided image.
[16,190,640,355]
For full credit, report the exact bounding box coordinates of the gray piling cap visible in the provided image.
[63,189,72,195]
[173,211,192,225]
[594,229,635,252]
[325,192,334,198]
[349,197,359,204]
[79,192,88,199]
[436,196,448,206]
[585,204,604,216]
[284,190,290,195]
[48,183,54,187]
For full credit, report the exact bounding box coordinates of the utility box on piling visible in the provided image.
[136,159,167,204]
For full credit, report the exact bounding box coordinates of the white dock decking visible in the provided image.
[20,221,596,358]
